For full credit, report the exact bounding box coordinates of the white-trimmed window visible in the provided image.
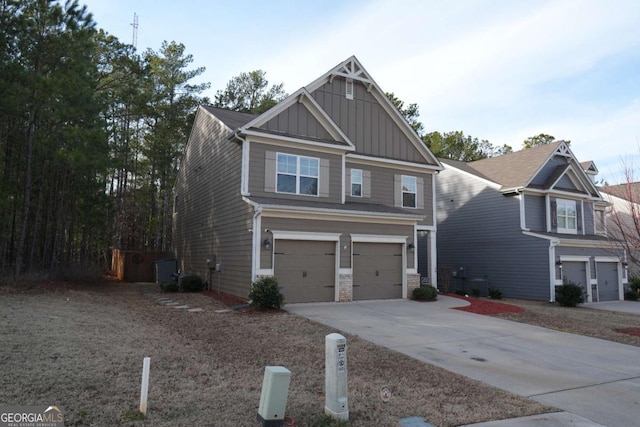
[402,175,417,208]
[277,153,319,196]
[351,169,362,197]
[557,199,577,234]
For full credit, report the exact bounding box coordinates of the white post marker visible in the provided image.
[325,333,349,421]
[139,357,151,415]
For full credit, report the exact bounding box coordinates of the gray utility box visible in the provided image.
[154,259,177,284]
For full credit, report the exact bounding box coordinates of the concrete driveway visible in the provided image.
[286,297,640,427]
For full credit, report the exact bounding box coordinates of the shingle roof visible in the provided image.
[464,141,563,189]
[602,182,640,201]
[201,105,257,130]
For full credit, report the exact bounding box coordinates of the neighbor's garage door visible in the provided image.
[274,240,336,303]
[353,242,403,300]
[562,261,588,297]
[597,262,620,301]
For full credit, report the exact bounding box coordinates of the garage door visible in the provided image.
[274,240,336,303]
[562,261,588,298]
[597,262,619,302]
[353,243,403,300]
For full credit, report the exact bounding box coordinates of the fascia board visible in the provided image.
[243,130,354,154]
[259,205,423,223]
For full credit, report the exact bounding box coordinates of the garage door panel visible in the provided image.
[353,242,403,300]
[275,240,336,303]
[597,262,619,302]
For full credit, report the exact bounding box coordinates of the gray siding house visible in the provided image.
[436,141,627,302]
[173,56,442,303]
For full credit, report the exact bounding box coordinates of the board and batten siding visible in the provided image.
[173,107,254,298]
[436,166,550,300]
[345,162,434,226]
[248,142,342,203]
[311,78,428,164]
[260,217,414,270]
[260,102,334,141]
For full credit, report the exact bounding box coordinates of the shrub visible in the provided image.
[470,288,480,298]
[555,281,584,307]
[488,287,502,300]
[454,289,467,296]
[248,276,284,310]
[629,275,640,293]
[624,291,639,301]
[160,281,179,292]
[412,286,438,301]
[180,274,205,292]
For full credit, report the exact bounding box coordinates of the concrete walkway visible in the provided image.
[286,297,640,427]
[583,300,640,314]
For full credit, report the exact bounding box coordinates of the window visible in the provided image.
[402,175,417,208]
[276,153,319,196]
[557,199,577,234]
[351,169,362,197]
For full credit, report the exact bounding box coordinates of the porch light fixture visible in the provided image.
[407,243,415,251]
[263,239,272,251]
[556,259,563,269]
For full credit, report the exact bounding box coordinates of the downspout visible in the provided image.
[251,206,263,282]
[549,239,560,302]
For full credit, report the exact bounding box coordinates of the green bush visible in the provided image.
[248,276,284,310]
[160,281,179,292]
[555,282,584,307]
[624,290,639,301]
[629,275,640,293]
[454,289,467,296]
[471,288,480,298]
[488,287,502,300]
[412,286,438,301]
[180,274,205,292]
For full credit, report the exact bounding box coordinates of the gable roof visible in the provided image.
[201,106,257,130]
[442,141,602,198]
[465,141,563,190]
[602,182,640,202]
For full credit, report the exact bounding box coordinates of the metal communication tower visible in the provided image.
[131,13,138,49]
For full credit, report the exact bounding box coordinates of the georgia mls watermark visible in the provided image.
[0,406,64,427]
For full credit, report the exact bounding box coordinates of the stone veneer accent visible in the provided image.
[338,273,353,302]
[407,273,421,298]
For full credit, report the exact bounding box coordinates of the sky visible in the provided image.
[81,0,640,184]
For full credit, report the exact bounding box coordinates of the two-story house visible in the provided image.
[436,141,627,302]
[172,56,443,303]
[601,182,639,275]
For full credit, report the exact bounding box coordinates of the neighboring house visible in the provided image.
[600,182,640,276]
[173,56,443,303]
[436,141,627,302]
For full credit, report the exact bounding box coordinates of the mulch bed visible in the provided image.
[615,327,640,337]
[202,290,283,315]
[446,294,524,315]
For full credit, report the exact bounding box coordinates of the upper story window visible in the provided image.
[277,153,319,196]
[557,199,577,234]
[402,175,417,208]
[351,169,362,197]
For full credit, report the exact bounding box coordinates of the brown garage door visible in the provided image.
[274,240,336,303]
[353,242,403,300]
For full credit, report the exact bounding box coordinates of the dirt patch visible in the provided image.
[615,327,640,337]
[0,282,552,426]
[446,294,524,315]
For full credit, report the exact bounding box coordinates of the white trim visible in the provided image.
[556,198,578,235]
[429,230,437,289]
[347,153,442,172]
[549,240,559,302]
[341,155,346,204]
[351,234,408,244]
[244,130,354,154]
[338,268,351,275]
[350,168,363,197]
[241,140,250,196]
[251,208,262,280]
[518,187,602,201]
[519,193,528,231]
[259,205,423,224]
[432,174,437,229]
[271,230,341,241]
[560,255,590,262]
[559,256,592,302]
[594,256,620,262]
[276,152,320,197]
[256,268,273,276]
[545,195,551,232]
[401,175,417,208]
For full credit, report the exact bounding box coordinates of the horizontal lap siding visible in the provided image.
[345,162,434,226]
[524,194,546,231]
[248,142,342,203]
[173,108,254,298]
[437,168,550,300]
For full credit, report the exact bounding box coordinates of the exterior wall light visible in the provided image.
[263,239,272,251]
[407,243,415,251]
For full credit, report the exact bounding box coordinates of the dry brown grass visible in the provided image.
[0,282,553,427]
[493,299,640,347]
